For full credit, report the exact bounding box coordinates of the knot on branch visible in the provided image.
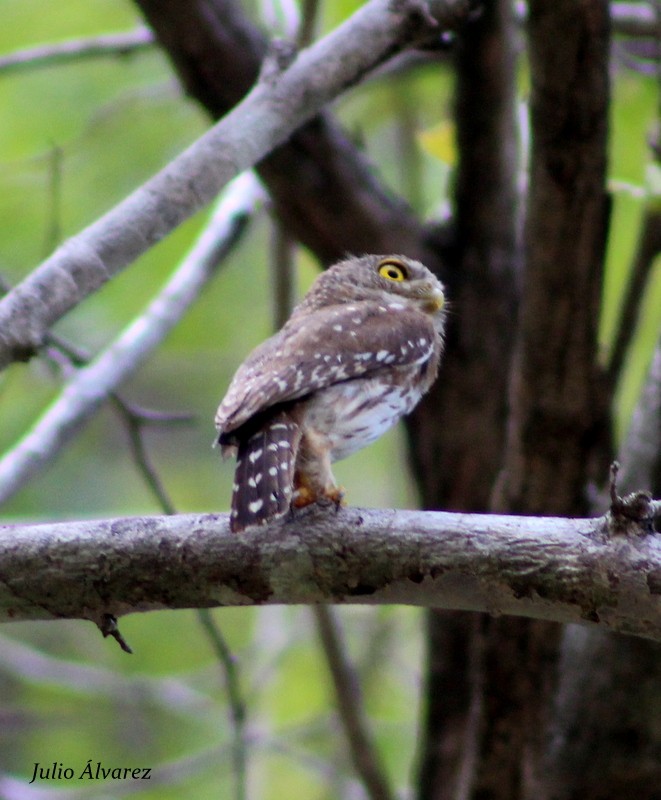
[608,461,661,536]
[258,39,298,84]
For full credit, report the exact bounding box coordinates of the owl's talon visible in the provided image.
[291,485,345,512]
[328,486,345,512]
[292,485,317,509]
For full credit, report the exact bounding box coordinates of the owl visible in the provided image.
[215,254,446,532]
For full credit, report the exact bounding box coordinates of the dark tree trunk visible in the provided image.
[412,1,520,796]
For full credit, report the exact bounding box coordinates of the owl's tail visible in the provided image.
[229,410,301,533]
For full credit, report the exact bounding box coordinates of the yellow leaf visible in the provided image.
[417,121,457,166]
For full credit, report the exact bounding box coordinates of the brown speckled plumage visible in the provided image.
[215,254,446,532]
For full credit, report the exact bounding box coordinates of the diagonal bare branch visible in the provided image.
[0,172,265,505]
[0,0,468,370]
[134,0,444,268]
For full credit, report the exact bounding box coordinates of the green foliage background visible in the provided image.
[0,2,660,797]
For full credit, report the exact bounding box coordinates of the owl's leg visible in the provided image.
[293,430,345,510]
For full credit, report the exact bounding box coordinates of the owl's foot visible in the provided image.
[320,485,346,513]
[292,484,316,509]
[292,484,346,512]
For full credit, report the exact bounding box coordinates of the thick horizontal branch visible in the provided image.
[1,507,660,641]
[0,0,466,370]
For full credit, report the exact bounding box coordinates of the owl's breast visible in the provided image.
[301,368,425,462]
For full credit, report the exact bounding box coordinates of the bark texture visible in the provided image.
[1,508,660,639]
[475,3,613,799]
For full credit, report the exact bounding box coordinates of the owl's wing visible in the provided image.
[215,302,439,437]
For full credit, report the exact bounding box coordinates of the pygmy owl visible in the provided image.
[215,254,446,532]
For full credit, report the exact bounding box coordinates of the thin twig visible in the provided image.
[608,204,661,383]
[615,333,661,495]
[99,613,133,654]
[42,144,64,258]
[120,419,250,800]
[271,222,296,329]
[298,0,322,46]
[313,606,395,800]
[112,397,179,516]
[198,609,248,800]
[0,28,154,74]
[112,364,249,799]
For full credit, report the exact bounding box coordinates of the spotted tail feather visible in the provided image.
[230,412,300,533]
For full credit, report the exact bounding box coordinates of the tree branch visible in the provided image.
[0,28,154,74]
[0,0,467,370]
[314,605,395,800]
[1,507,660,640]
[618,331,661,496]
[0,172,264,505]
[134,0,443,268]
[608,204,661,383]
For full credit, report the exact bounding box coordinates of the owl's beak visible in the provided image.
[423,286,445,313]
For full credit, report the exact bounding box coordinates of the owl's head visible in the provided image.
[297,254,446,321]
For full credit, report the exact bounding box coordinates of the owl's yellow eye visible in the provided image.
[378,259,408,282]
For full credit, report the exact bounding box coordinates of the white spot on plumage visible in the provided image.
[249,448,263,463]
[248,499,264,513]
[376,350,389,361]
[333,324,343,332]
